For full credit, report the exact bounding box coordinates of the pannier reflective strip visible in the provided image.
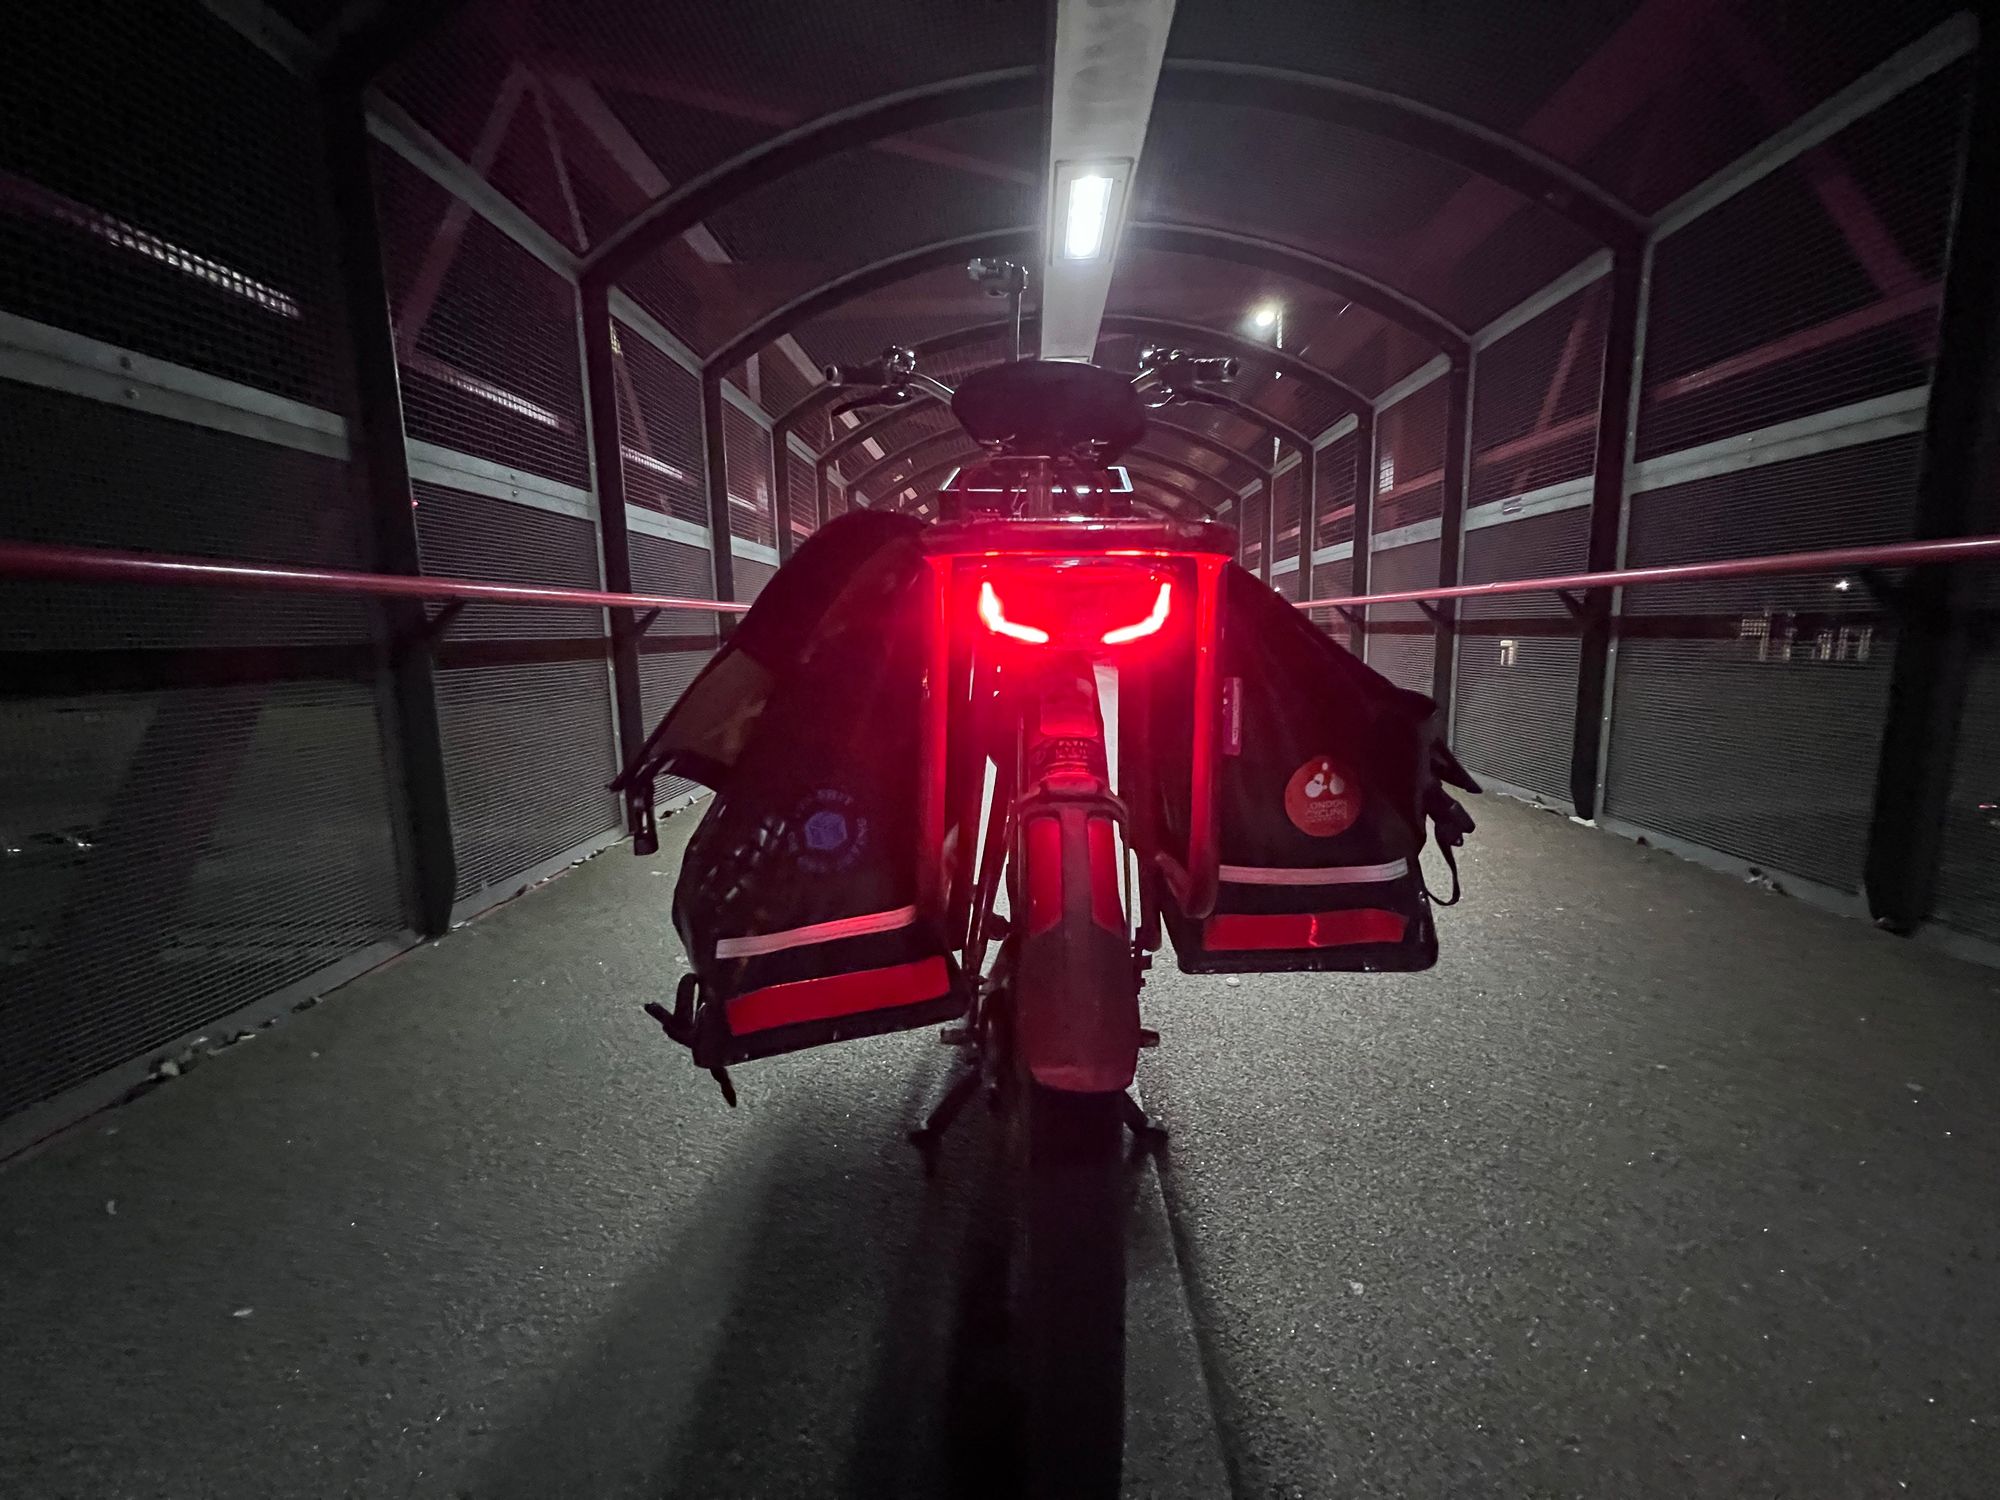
[1218,859,1409,886]
[1203,909,1407,950]
[727,956,953,1033]
[714,904,919,959]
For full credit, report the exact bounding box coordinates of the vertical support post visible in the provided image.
[699,369,738,606]
[1265,466,1282,586]
[1353,412,1379,661]
[1864,40,2000,931]
[772,421,797,563]
[323,87,457,935]
[1432,358,1474,727]
[1569,242,1649,820]
[1299,438,1319,604]
[815,456,831,527]
[579,279,648,772]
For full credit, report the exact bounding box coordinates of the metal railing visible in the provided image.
[4,531,1997,620]
[0,540,751,614]
[1294,534,2000,612]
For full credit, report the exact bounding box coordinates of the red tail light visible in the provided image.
[1099,582,1172,644]
[978,580,1049,643]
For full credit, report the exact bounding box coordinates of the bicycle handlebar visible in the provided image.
[822,361,890,387]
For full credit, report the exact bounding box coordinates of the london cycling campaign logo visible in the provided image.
[1284,756,1361,837]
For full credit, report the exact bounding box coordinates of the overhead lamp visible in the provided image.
[1252,302,1280,330]
[1055,160,1132,262]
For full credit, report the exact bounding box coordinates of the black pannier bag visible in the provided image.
[1147,564,1478,974]
[614,513,968,1068]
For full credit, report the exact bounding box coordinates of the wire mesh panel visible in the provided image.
[612,317,705,525]
[371,143,589,486]
[1272,462,1304,570]
[735,556,778,604]
[1453,508,1590,802]
[0,680,409,1122]
[1635,65,1964,461]
[1472,279,1608,504]
[1932,567,2000,940]
[413,485,618,901]
[1373,378,1448,531]
[722,403,776,547]
[1366,538,1439,697]
[0,387,375,649]
[0,389,404,1124]
[1237,488,1269,575]
[1314,432,1361,553]
[787,448,818,545]
[1603,436,1921,892]
[618,257,705,354]
[1,0,348,407]
[629,529,717,806]
[757,352,818,421]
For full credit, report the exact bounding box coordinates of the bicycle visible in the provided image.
[816,337,1242,1496]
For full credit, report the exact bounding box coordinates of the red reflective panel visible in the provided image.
[727,956,952,1034]
[1202,909,1406,950]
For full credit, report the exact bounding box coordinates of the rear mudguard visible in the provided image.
[1014,786,1140,1093]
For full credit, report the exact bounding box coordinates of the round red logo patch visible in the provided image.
[1284,756,1361,837]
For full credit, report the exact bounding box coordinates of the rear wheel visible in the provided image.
[1013,1077,1129,1499]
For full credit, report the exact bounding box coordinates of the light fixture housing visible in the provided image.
[1053,159,1133,263]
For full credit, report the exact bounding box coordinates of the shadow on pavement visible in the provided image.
[462,1053,1035,1500]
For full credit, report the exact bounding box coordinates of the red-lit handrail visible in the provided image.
[1297,533,2000,612]
[7,533,1999,619]
[0,540,750,613]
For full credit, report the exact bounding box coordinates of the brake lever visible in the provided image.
[827,388,911,422]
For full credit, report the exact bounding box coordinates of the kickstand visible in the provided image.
[1121,1090,1168,1157]
[907,1063,982,1176]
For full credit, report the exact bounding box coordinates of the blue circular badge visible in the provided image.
[792,787,869,874]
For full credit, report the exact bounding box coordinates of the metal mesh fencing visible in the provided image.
[722,401,777,547]
[1933,566,2000,940]
[1635,64,1964,461]
[611,316,705,525]
[1365,538,1439,696]
[1372,376,1448,531]
[0,390,405,1123]
[1603,436,1921,892]
[1237,488,1269,575]
[1,0,349,408]
[1272,462,1304,568]
[413,484,619,902]
[1453,505,1590,803]
[1472,278,1608,505]
[371,142,589,486]
[628,528,718,805]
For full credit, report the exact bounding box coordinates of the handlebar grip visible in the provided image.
[822,361,889,387]
[1185,356,1239,383]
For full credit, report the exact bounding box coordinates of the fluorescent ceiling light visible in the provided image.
[1064,171,1116,260]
